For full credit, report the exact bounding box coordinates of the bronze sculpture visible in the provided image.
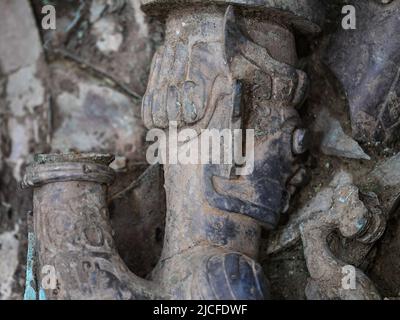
[140,0,321,299]
[18,0,399,300]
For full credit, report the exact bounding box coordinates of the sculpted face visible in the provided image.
[205,8,310,228]
[142,6,310,228]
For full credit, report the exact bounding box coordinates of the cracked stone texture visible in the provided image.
[33,0,166,280]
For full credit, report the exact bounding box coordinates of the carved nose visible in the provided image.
[292,128,310,155]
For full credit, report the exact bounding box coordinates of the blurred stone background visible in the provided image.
[0,0,399,300]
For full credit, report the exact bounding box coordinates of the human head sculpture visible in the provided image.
[139,0,324,300]
[141,0,324,228]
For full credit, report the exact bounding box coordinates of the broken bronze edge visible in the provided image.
[140,0,324,34]
[21,153,116,189]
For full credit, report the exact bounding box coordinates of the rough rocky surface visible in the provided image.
[0,225,20,300]
[325,0,400,144]
[371,153,400,187]
[0,0,49,300]
[313,108,371,160]
[299,172,382,300]
[50,63,146,160]
[0,0,41,74]
[0,0,163,299]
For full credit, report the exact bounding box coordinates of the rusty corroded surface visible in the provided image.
[299,172,386,300]
[142,2,318,299]
[11,0,400,301]
[23,153,161,300]
[0,0,51,299]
